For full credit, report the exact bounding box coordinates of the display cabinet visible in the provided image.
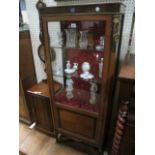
[39,2,125,153]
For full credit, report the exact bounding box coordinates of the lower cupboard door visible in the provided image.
[58,109,97,138]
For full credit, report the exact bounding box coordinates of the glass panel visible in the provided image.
[47,21,106,114]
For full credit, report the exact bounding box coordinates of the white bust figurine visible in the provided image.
[80,62,94,80]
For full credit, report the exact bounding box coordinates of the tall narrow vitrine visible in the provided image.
[39,2,125,153]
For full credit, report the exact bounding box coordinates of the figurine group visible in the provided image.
[65,58,104,104]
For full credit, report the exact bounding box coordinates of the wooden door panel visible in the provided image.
[58,109,96,138]
[32,97,53,131]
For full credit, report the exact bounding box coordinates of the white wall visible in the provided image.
[25,0,135,82]
[130,25,135,54]
[120,0,135,58]
[25,0,57,83]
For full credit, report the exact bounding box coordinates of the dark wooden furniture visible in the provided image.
[19,26,37,124]
[38,2,125,154]
[111,54,135,155]
[27,81,61,135]
[19,151,27,155]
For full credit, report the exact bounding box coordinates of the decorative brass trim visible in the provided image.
[112,15,121,50]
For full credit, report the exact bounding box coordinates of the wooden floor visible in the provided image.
[20,122,92,155]
[19,123,108,155]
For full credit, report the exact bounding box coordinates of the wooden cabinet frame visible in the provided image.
[39,3,125,153]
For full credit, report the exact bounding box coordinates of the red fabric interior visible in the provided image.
[54,49,104,113]
[66,49,104,80]
[55,89,99,113]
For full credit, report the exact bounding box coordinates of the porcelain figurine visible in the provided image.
[66,78,74,99]
[89,81,98,104]
[80,62,94,80]
[73,63,78,70]
[66,60,71,69]
[65,61,76,100]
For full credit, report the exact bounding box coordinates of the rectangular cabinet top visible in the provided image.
[39,2,125,16]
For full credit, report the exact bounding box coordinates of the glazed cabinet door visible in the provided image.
[42,15,113,146]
